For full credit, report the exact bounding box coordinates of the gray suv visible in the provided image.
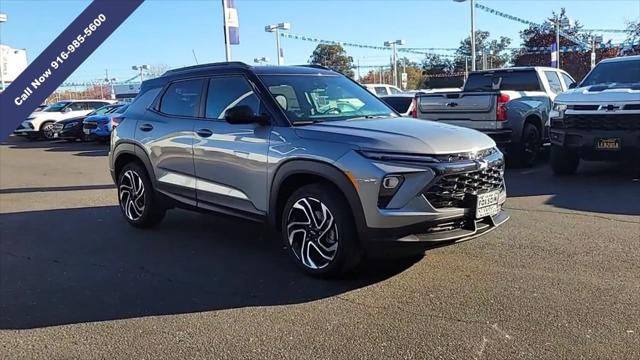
[109,62,508,277]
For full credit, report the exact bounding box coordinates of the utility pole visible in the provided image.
[555,18,560,68]
[222,0,231,61]
[357,58,360,79]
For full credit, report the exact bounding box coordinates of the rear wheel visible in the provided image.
[514,123,541,167]
[117,163,166,228]
[281,183,361,277]
[550,145,579,175]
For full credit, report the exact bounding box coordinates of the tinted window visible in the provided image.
[581,60,640,86]
[382,97,413,113]
[389,87,402,94]
[544,71,563,94]
[464,71,542,92]
[68,102,87,111]
[160,79,204,117]
[205,76,260,119]
[374,86,388,96]
[45,101,71,112]
[560,73,574,88]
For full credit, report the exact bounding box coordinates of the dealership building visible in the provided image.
[0,44,27,90]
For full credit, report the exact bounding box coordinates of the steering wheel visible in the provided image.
[317,103,358,115]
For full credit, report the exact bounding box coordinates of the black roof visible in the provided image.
[162,62,337,77]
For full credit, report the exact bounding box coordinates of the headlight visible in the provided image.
[64,121,78,128]
[358,150,439,164]
[550,103,567,119]
[26,117,35,121]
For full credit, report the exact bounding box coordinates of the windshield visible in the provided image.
[259,74,396,123]
[113,104,129,114]
[89,105,116,116]
[581,59,640,87]
[44,102,71,112]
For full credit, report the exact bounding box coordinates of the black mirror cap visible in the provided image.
[224,105,269,125]
[568,82,578,89]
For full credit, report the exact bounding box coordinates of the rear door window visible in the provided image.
[544,71,564,94]
[560,73,575,89]
[382,97,412,113]
[160,79,205,117]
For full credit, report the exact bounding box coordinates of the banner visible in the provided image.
[225,0,239,45]
[0,0,144,141]
[550,43,558,67]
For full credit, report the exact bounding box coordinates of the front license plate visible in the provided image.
[53,132,59,138]
[476,191,500,219]
[596,138,620,151]
[83,129,91,135]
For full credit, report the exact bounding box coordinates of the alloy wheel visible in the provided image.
[119,170,146,221]
[42,123,55,139]
[286,197,339,270]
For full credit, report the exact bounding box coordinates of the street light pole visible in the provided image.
[453,0,475,71]
[132,65,150,83]
[265,23,290,66]
[384,40,405,88]
[555,19,561,69]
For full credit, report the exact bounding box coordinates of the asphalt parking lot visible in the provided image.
[0,136,638,359]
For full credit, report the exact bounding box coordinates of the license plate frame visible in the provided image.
[474,190,500,219]
[595,137,621,151]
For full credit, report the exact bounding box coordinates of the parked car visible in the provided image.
[414,67,575,166]
[380,93,416,116]
[363,83,403,96]
[14,99,117,140]
[33,104,48,112]
[83,104,128,142]
[110,62,508,277]
[52,104,123,141]
[549,55,640,175]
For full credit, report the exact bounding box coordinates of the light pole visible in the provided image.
[384,40,405,88]
[254,56,269,65]
[0,13,8,91]
[453,0,475,71]
[590,34,603,69]
[551,16,571,69]
[132,64,150,83]
[265,22,290,66]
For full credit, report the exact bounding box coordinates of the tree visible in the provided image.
[309,44,354,77]
[454,30,512,71]
[421,54,462,89]
[512,8,618,81]
[147,64,170,78]
[623,20,640,55]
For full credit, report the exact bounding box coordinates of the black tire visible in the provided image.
[550,145,579,175]
[117,162,166,228]
[281,183,362,277]
[513,122,541,167]
[40,121,56,140]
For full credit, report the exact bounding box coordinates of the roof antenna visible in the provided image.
[192,49,199,65]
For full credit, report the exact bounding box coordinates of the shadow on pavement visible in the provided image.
[2,136,108,156]
[505,161,640,216]
[0,206,418,330]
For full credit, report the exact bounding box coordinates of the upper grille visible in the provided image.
[424,164,504,209]
[558,114,640,130]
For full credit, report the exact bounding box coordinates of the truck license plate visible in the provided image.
[83,129,91,135]
[476,190,500,219]
[596,138,620,151]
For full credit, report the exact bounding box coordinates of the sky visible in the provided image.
[0,0,638,84]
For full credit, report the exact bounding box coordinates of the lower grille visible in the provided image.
[83,122,97,130]
[558,114,640,130]
[52,123,64,132]
[424,164,504,209]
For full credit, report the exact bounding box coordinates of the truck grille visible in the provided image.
[558,114,640,130]
[424,164,504,209]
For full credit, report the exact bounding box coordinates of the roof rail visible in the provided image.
[300,64,333,71]
[163,61,250,76]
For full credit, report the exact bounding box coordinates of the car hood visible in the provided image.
[294,117,496,154]
[58,116,86,124]
[84,114,111,123]
[557,85,640,103]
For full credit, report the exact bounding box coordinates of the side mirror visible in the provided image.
[63,107,72,113]
[224,105,268,125]
[568,82,578,89]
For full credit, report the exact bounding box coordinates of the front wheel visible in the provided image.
[117,163,166,228]
[550,145,580,175]
[40,121,56,140]
[281,183,361,277]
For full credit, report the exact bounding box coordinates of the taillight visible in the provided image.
[411,97,418,118]
[111,116,124,128]
[496,93,510,121]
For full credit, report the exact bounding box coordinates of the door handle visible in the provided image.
[196,128,213,138]
[139,123,154,132]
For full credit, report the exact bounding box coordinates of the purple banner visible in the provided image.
[0,0,144,141]
[226,0,239,45]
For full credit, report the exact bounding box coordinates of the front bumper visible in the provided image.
[336,149,508,256]
[550,128,640,160]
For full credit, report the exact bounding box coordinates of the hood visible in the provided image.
[84,114,111,123]
[295,117,496,154]
[58,116,86,124]
[557,84,640,103]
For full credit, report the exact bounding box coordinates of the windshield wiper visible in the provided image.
[346,114,393,121]
[292,119,324,126]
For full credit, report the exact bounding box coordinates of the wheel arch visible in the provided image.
[269,159,367,240]
[112,142,156,186]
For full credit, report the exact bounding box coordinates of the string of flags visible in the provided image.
[279,32,457,58]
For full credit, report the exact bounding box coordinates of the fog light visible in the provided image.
[382,175,402,189]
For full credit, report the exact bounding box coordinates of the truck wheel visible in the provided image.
[281,183,362,278]
[550,145,579,175]
[515,123,541,167]
[117,162,166,228]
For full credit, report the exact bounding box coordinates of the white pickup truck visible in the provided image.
[414,67,575,166]
[548,55,640,175]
